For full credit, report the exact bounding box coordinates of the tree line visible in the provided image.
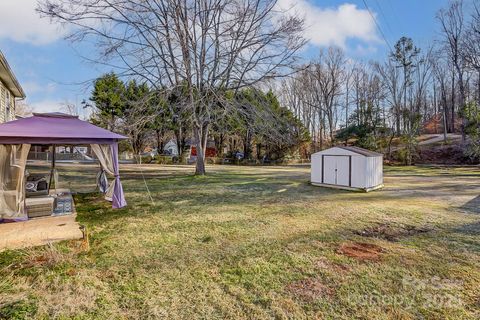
[38,0,480,171]
[87,73,310,162]
[279,0,480,164]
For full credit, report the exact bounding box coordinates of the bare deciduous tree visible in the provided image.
[38,0,306,174]
[437,0,467,140]
[431,52,450,142]
[375,60,402,135]
[311,47,346,146]
[464,2,480,106]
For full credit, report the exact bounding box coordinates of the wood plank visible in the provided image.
[0,214,83,251]
[1,189,83,251]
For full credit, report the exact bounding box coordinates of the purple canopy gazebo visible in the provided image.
[0,112,127,222]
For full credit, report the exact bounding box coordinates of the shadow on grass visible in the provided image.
[74,193,133,225]
[459,195,480,214]
[72,169,343,226]
[61,164,479,228]
[452,221,480,235]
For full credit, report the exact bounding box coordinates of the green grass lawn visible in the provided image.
[1,164,480,319]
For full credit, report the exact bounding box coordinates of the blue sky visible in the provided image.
[0,0,452,118]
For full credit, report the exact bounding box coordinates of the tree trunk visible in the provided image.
[156,129,164,153]
[214,133,225,157]
[256,143,262,160]
[243,129,252,159]
[174,127,183,160]
[202,122,209,158]
[156,130,161,151]
[433,85,438,134]
[318,108,324,150]
[443,103,448,143]
[457,66,466,142]
[194,125,206,175]
[440,82,449,143]
[395,106,401,136]
[403,66,408,135]
[477,70,480,107]
[329,117,334,147]
[451,70,455,133]
[387,131,395,160]
[345,79,349,127]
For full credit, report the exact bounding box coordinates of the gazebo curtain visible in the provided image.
[0,144,31,221]
[91,142,127,209]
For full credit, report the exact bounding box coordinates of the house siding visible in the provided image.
[0,81,5,123]
[0,79,15,123]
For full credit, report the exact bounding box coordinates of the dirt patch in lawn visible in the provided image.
[286,277,335,301]
[354,223,432,242]
[337,242,384,261]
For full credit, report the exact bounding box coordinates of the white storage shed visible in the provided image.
[310,146,383,192]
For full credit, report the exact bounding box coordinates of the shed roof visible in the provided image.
[337,146,383,157]
[313,146,383,157]
[0,112,127,144]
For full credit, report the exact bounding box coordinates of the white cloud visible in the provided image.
[354,44,378,56]
[22,81,57,95]
[276,1,379,48]
[0,0,65,45]
[27,99,65,113]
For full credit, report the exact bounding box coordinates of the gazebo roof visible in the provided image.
[0,113,127,145]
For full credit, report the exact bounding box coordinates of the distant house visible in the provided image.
[56,146,88,154]
[0,50,25,123]
[155,139,218,160]
[190,140,217,159]
[163,139,179,156]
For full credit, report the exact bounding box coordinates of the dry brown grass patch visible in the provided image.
[286,277,335,301]
[8,244,68,270]
[314,257,350,274]
[33,271,110,317]
[337,242,384,261]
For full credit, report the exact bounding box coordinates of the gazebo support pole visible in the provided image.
[48,144,56,194]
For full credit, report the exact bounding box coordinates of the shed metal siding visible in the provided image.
[310,153,323,184]
[350,156,366,188]
[364,156,383,188]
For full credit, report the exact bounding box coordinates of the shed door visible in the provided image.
[323,156,336,184]
[335,156,350,186]
[323,156,350,186]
